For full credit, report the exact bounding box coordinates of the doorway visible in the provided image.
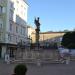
[0,46,2,58]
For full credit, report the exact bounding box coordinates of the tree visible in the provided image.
[61,31,75,49]
[63,29,69,32]
[73,28,75,31]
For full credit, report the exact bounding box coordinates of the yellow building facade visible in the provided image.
[31,32,65,46]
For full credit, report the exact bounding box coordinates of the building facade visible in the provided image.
[31,32,65,47]
[27,25,35,38]
[0,0,28,58]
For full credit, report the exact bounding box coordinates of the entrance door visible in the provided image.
[0,46,2,58]
[10,49,14,58]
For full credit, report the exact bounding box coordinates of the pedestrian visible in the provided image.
[5,53,10,64]
[64,52,70,64]
[12,64,27,75]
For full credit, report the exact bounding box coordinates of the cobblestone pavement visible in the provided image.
[0,61,75,75]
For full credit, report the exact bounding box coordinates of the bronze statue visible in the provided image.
[34,17,40,27]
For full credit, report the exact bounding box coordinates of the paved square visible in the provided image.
[0,61,75,75]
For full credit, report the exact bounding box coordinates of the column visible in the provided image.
[1,46,6,58]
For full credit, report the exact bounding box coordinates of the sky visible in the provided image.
[27,0,75,32]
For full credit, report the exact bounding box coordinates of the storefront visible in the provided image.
[0,46,2,58]
[0,43,17,59]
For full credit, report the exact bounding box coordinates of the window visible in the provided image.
[0,6,3,13]
[0,33,2,41]
[8,34,11,41]
[16,15,20,24]
[16,36,18,43]
[20,27,26,35]
[9,23,13,31]
[17,0,19,4]
[17,8,18,11]
[0,6,5,13]
[16,15,25,25]
[0,24,2,28]
[23,27,25,35]
[21,5,23,8]
[10,2,14,8]
[16,26,18,33]
[9,10,13,20]
[21,27,22,34]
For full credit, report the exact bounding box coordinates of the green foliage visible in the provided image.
[14,64,27,75]
[61,31,75,49]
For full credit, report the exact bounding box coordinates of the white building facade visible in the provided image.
[0,0,28,58]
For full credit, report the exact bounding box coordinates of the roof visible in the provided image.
[40,31,65,34]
